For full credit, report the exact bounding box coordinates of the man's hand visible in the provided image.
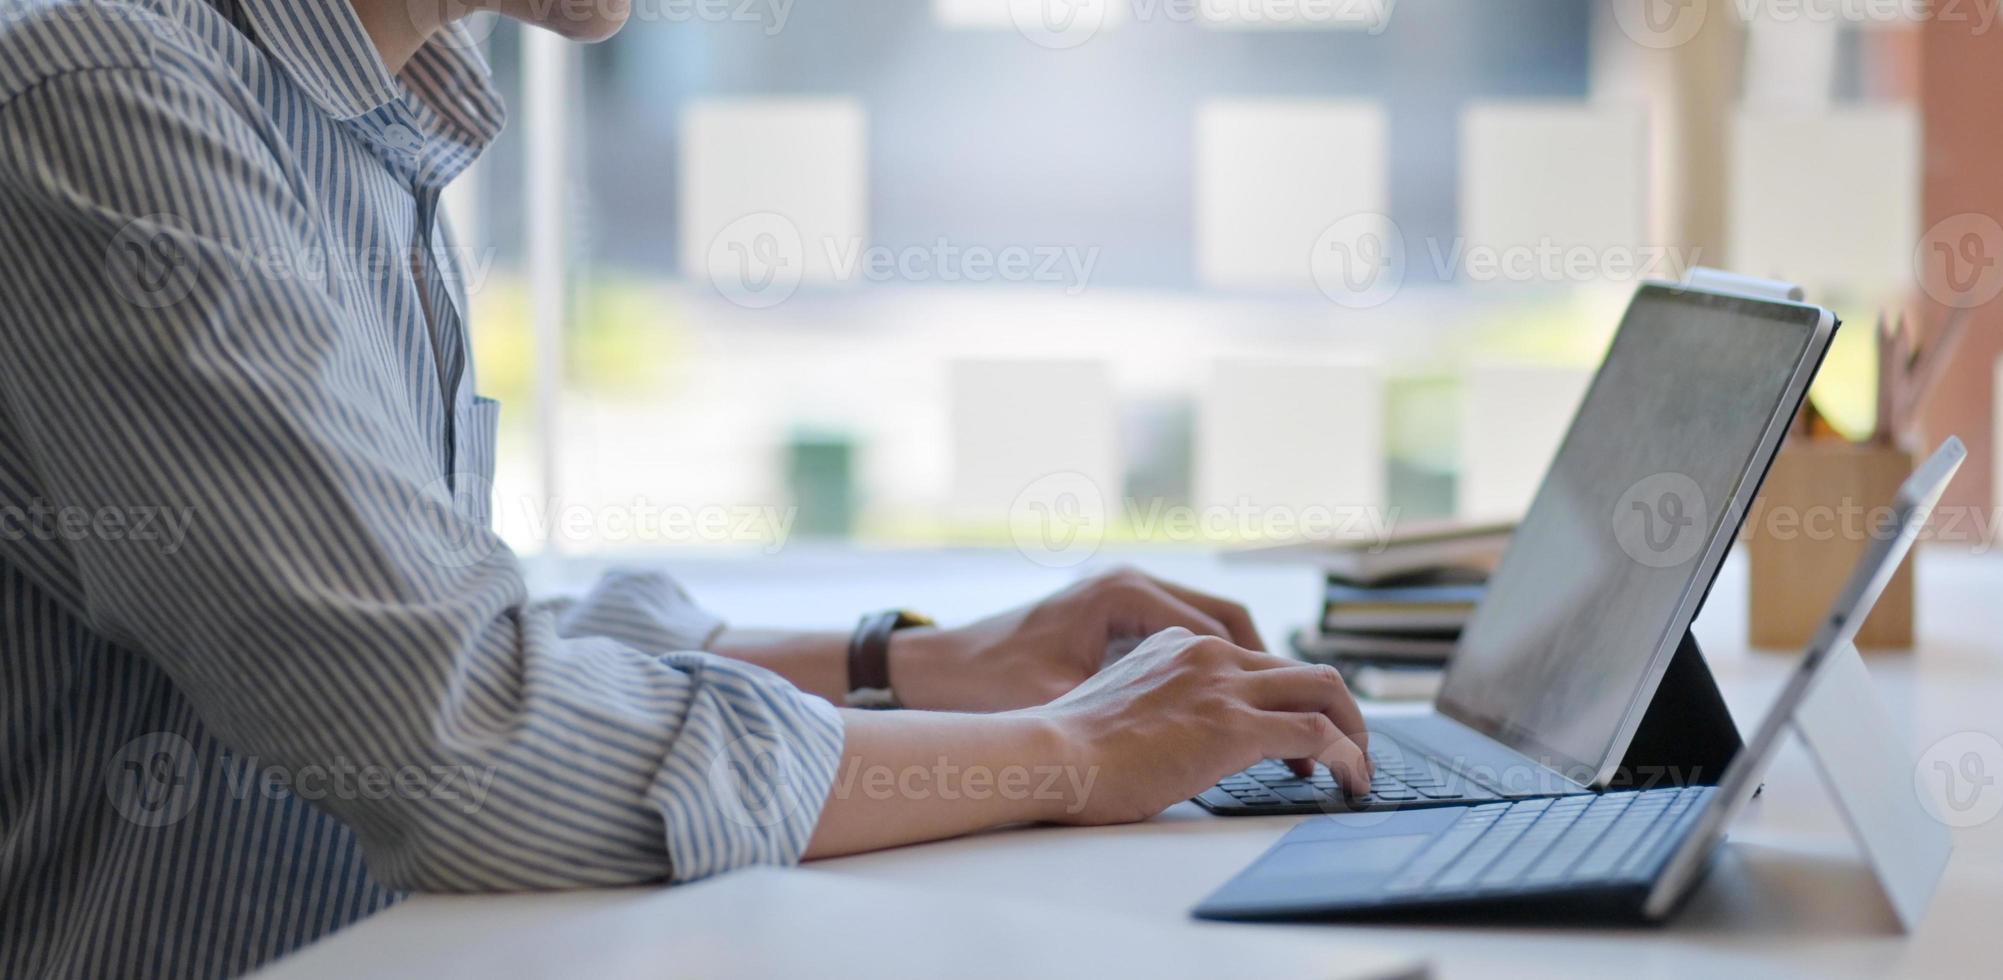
[888,569,1266,713]
[804,626,1370,859]
[1033,627,1370,824]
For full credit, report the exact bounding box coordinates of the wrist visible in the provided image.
[1005,709,1091,823]
[884,626,951,710]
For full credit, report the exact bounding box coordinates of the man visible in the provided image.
[0,1,1370,976]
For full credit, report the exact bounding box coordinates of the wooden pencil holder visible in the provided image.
[1745,440,1918,651]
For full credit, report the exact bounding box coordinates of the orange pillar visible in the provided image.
[1918,5,2003,515]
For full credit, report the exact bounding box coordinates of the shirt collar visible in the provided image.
[231,0,504,148]
[234,0,399,120]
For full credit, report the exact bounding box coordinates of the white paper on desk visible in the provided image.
[251,867,1425,980]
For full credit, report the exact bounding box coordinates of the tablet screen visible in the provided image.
[1437,285,1828,781]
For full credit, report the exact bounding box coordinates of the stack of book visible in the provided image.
[1293,574,1485,700]
[1232,520,1513,701]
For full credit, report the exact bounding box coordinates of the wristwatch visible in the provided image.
[844,609,933,710]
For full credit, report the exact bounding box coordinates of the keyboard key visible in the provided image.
[1475,811,1584,888]
[1409,785,1469,800]
[1617,817,1691,877]
[1368,788,1704,903]
[1617,790,1708,878]
[1568,791,1681,881]
[1519,799,1631,884]
[1214,749,1512,813]
[1384,824,1492,892]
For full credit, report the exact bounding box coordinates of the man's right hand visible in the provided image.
[804,628,1370,859]
[1030,627,1371,825]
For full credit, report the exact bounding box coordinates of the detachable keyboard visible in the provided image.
[1380,786,1713,900]
[1194,785,1720,921]
[1195,747,1519,815]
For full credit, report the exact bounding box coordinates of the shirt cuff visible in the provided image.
[546,568,728,653]
[649,652,846,883]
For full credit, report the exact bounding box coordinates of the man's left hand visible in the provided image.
[888,569,1267,712]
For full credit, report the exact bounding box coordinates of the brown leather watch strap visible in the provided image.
[844,610,932,710]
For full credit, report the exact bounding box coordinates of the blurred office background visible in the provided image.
[439,0,1998,559]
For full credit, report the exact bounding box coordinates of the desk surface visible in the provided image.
[269,547,2003,979]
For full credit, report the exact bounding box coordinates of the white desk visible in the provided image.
[264,547,2003,979]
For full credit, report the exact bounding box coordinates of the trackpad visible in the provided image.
[1244,834,1431,892]
[1194,811,1462,917]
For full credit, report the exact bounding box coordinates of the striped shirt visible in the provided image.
[0,1,845,976]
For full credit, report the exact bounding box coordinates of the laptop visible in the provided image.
[1198,280,1838,816]
[1194,437,1965,922]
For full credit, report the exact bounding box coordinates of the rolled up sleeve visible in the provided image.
[0,61,840,889]
[541,568,730,654]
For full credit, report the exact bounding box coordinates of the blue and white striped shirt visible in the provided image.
[0,2,845,976]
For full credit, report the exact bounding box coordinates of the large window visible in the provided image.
[458,2,1917,559]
